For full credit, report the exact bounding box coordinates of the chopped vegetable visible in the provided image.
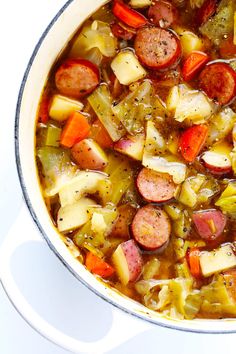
[207,107,236,145]
[70,20,117,58]
[187,248,202,278]
[58,171,111,207]
[71,139,108,170]
[44,124,61,147]
[179,124,208,162]
[182,51,209,81]
[88,84,125,141]
[143,258,160,280]
[90,120,113,149]
[200,244,236,277]
[200,0,236,44]
[174,27,204,56]
[114,134,145,161]
[215,182,236,213]
[112,1,148,28]
[49,95,84,122]
[109,160,133,205]
[173,212,191,239]
[202,141,232,175]
[37,147,77,196]
[57,197,97,232]
[167,85,215,124]
[111,50,146,85]
[112,81,161,135]
[129,0,152,8]
[85,252,115,278]
[60,112,90,148]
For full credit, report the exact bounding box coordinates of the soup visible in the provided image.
[36,0,236,320]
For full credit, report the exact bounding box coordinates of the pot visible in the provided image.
[1,0,236,352]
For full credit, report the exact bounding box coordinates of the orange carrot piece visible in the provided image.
[187,247,202,278]
[179,124,208,162]
[90,119,113,149]
[182,51,209,82]
[60,111,90,148]
[85,252,115,278]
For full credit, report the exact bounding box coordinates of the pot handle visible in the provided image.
[0,206,148,354]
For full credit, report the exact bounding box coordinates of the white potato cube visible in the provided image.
[200,244,236,277]
[49,95,84,122]
[111,51,146,85]
[129,0,152,8]
[57,198,96,232]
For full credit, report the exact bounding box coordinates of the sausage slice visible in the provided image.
[134,26,181,70]
[136,168,176,203]
[199,62,236,105]
[148,1,178,28]
[192,209,227,242]
[55,59,100,98]
[131,204,171,251]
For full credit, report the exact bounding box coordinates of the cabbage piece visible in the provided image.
[207,107,236,146]
[201,275,236,316]
[215,181,236,213]
[88,84,125,142]
[143,154,186,184]
[143,258,160,280]
[173,211,191,239]
[37,147,77,197]
[184,291,202,319]
[167,84,215,124]
[70,20,117,58]
[112,81,166,135]
[200,0,236,44]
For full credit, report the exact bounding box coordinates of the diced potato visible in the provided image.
[57,198,97,232]
[112,240,143,285]
[174,27,203,56]
[114,134,145,161]
[111,50,146,85]
[58,171,111,207]
[91,212,107,234]
[49,95,83,122]
[167,131,179,155]
[129,0,152,8]
[200,244,236,277]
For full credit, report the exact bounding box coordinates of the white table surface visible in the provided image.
[1,0,236,353]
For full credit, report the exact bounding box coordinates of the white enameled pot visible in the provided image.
[1,0,236,352]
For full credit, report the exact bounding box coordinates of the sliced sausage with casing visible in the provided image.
[136,168,176,203]
[131,204,171,251]
[55,59,100,99]
[148,0,178,28]
[199,62,236,105]
[134,26,181,70]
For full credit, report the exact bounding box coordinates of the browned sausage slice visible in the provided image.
[55,59,100,98]
[199,62,236,105]
[134,27,181,70]
[131,204,171,251]
[136,168,176,203]
[148,1,178,28]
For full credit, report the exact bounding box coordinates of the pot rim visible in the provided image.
[14,0,236,334]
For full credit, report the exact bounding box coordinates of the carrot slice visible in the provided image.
[60,111,90,148]
[85,252,115,278]
[179,124,208,162]
[182,51,209,82]
[112,1,148,29]
[90,119,113,149]
[187,247,202,278]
